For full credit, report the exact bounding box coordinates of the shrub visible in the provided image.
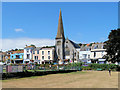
[82,66,91,70]
[88,63,118,71]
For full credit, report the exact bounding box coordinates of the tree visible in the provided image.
[30,44,36,47]
[78,43,82,46]
[104,28,120,63]
[15,48,18,51]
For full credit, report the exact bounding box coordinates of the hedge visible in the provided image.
[84,64,120,71]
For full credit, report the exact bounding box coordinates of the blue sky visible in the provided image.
[1,2,118,50]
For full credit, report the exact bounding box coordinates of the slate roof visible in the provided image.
[80,44,91,51]
[69,40,80,48]
[24,46,36,49]
[91,43,104,49]
[33,47,42,51]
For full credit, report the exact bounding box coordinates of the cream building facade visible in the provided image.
[32,46,55,64]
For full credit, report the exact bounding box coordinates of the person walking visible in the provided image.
[108,68,111,76]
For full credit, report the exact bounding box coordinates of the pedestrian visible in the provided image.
[49,64,51,69]
[108,68,111,76]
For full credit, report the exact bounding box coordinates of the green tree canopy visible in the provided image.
[30,44,36,47]
[104,28,120,63]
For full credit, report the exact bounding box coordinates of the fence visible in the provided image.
[1,64,82,73]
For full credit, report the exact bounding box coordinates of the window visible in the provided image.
[33,51,35,54]
[42,56,44,60]
[48,51,50,55]
[58,49,60,55]
[34,56,36,60]
[83,54,87,59]
[88,55,90,58]
[48,56,50,59]
[66,45,68,48]
[101,51,104,57]
[94,52,96,57]
[42,51,44,55]
[27,54,30,59]
[86,48,90,51]
[37,50,39,54]
[74,53,76,56]
[27,49,29,53]
[35,56,38,60]
[94,45,98,49]
[16,55,20,59]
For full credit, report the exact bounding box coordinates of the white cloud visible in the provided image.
[0,38,55,51]
[14,28,24,32]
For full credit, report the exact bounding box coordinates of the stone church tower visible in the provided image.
[55,9,65,64]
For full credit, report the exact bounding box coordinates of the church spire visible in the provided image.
[56,9,65,39]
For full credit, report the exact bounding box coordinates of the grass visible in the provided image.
[2,71,87,82]
[2,71,118,88]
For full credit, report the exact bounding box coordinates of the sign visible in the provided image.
[6,65,23,73]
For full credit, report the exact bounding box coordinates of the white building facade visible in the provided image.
[90,43,107,64]
[24,46,36,64]
[78,44,91,63]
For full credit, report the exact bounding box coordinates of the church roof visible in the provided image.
[69,40,80,48]
[56,9,65,39]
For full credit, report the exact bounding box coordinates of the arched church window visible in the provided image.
[58,49,60,55]
[66,45,68,48]
[74,52,76,56]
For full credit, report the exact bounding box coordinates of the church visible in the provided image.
[55,9,80,64]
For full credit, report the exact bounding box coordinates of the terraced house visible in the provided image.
[5,50,13,64]
[79,44,91,64]
[24,45,36,64]
[10,50,24,64]
[0,51,6,63]
[32,46,55,64]
[90,43,107,64]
